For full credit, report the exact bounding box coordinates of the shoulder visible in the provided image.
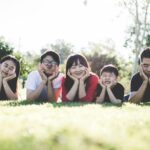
[116,83,124,90]
[131,72,141,80]
[89,72,99,80]
[28,70,40,77]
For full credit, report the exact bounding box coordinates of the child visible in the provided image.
[62,53,99,102]
[96,64,124,104]
[0,55,20,100]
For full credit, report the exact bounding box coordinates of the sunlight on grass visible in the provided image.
[0,102,150,150]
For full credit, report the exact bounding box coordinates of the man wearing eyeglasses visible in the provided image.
[26,50,64,102]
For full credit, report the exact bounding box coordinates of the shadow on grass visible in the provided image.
[0,100,124,108]
[140,102,150,106]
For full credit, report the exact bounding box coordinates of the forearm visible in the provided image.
[2,80,18,100]
[78,80,86,99]
[47,80,55,102]
[27,81,46,100]
[66,81,79,101]
[129,80,148,104]
[96,87,106,103]
[107,87,121,104]
[0,77,2,92]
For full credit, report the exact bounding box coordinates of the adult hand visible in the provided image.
[3,73,16,82]
[80,68,90,81]
[67,70,78,82]
[139,64,148,81]
[38,65,47,84]
[48,66,59,81]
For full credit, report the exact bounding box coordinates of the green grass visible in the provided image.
[0,101,150,150]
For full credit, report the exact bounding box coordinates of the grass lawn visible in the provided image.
[0,101,150,150]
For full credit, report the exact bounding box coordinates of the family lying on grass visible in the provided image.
[0,48,150,104]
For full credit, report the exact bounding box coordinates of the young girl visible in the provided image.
[62,54,99,102]
[0,55,20,100]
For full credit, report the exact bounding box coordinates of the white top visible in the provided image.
[26,70,64,100]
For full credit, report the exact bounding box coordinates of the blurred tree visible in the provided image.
[44,39,74,64]
[13,51,32,88]
[117,0,150,74]
[0,36,13,59]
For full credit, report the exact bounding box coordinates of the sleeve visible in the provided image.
[53,73,64,89]
[80,74,99,102]
[96,84,102,97]
[61,77,69,102]
[130,74,141,92]
[113,84,124,100]
[25,71,38,90]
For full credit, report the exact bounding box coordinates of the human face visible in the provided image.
[141,58,150,77]
[101,72,117,86]
[41,55,57,75]
[0,60,16,78]
[69,60,86,79]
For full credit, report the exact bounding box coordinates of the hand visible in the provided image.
[139,64,148,81]
[48,67,59,81]
[3,73,16,82]
[67,70,78,82]
[80,68,90,81]
[99,80,106,88]
[0,66,2,80]
[106,80,116,88]
[38,66,47,84]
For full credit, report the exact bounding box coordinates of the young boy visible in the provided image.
[96,64,124,104]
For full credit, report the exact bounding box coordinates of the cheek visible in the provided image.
[8,70,15,76]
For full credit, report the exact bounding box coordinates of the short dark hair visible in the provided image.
[100,64,119,76]
[140,47,150,62]
[40,50,60,65]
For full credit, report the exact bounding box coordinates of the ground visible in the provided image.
[0,101,150,150]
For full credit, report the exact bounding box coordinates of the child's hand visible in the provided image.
[107,80,116,88]
[99,80,106,88]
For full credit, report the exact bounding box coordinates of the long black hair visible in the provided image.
[64,53,90,92]
[0,55,20,100]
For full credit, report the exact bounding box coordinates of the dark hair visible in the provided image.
[40,50,60,65]
[140,47,150,62]
[64,53,90,92]
[100,64,119,77]
[0,55,20,100]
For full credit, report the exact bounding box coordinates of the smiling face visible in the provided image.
[0,60,16,78]
[101,72,117,86]
[41,55,58,75]
[69,59,86,79]
[141,58,150,77]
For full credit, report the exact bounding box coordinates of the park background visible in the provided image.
[0,0,150,150]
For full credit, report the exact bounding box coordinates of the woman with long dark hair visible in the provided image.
[62,53,99,102]
[0,55,20,100]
